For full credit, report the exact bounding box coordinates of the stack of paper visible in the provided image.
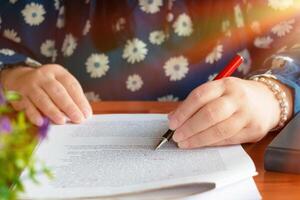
[20,114,261,199]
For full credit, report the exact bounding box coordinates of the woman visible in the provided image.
[0,0,299,148]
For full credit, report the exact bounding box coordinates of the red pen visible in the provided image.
[214,54,244,80]
[155,54,244,150]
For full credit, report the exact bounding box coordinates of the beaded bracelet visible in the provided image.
[249,74,289,131]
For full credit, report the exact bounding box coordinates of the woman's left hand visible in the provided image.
[169,77,293,149]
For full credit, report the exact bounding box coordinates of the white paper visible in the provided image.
[61,177,260,200]
[98,177,261,200]
[185,178,261,200]
[21,114,257,199]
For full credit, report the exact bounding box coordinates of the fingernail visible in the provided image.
[83,108,92,118]
[71,112,84,123]
[178,141,189,149]
[168,117,178,130]
[173,131,184,142]
[56,115,66,124]
[168,111,175,120]
[36,117,44,127]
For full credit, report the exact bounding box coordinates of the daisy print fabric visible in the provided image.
[205,44,223,64]
[0,0,299,105]
[271,19,295,37]
[61,34,77,57]
[122,38,148,64]
[21,2,46,26]
[85,53,110,78]
[173,13,193,37]
[126,74,143,92]
[3,29,21,43]
[149,30,166,45]
[163,56,189,81]
[40,39,57,61]
[139,0,163,14]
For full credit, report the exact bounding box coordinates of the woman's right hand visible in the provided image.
[1,64,92,126]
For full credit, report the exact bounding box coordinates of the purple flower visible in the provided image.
[0,88,6,105]
[38,118,50,139]
[0,117,12,134]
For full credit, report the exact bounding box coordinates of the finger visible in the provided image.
[167,111,175,120]
[56,73,92,118]
[208,122,268,147]
[177,112,247,149]
[10,100,25,111]
[10,97,44,126]
[207,135,242,147]
[42,79,85,123]
[169,80,225,130]
[24,100,44,126]
[207,127,254,146]
[206,138,239,147]
[28,88,66,124]
[173,96,237,143]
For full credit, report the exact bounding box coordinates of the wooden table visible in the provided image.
[91,101,300,200]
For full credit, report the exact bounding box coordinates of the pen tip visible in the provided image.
[155,139,167,150]
[155,144,161,151]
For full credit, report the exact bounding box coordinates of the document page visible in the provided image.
[21,114,257,199]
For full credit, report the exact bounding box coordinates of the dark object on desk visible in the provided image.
[155,129,174,150]
[264,113,300,174]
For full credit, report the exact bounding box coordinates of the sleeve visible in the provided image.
[0,0,60,69]
[243,0,300,115]
[264,49,300,115]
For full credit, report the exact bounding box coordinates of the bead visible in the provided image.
[273,84,280,90]
[279,100,284,105]
[281,109,288,115]
[281,106,288,111]
[249,74,289,130]
[280,101,288,108]
[282,116,288,121]
[276,91,286,99]
[271,85,280,93]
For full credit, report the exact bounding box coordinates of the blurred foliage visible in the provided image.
[0,89,51,200]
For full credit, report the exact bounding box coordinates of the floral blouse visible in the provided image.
[0,0,300,114]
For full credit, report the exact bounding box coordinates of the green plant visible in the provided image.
[0,89,51,200]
